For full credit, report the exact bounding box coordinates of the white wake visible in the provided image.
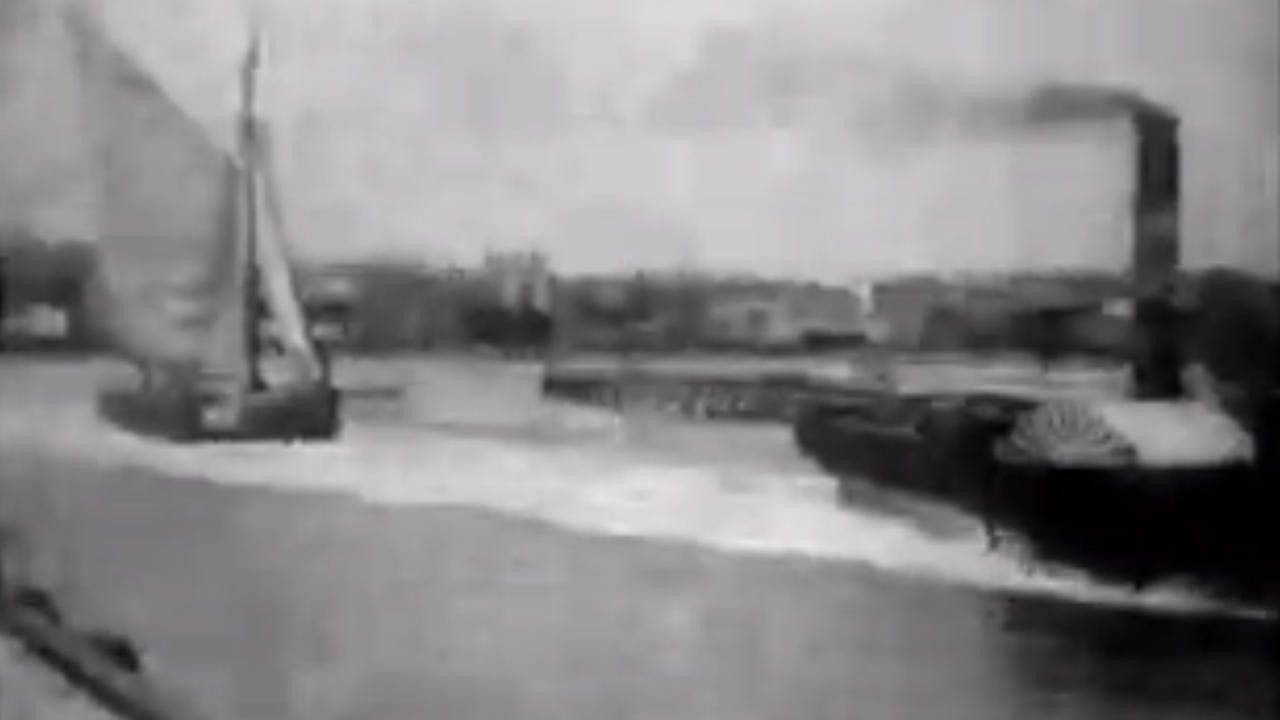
[0,359,1265,621]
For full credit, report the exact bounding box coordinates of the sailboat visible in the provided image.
[71,10,340,442]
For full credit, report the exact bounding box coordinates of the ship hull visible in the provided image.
[97,381,341,443]
[792,396,1272,599]
[989,461,1269,593]
[792,394,1032,503]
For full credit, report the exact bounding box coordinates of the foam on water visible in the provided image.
[0,378,1266,624]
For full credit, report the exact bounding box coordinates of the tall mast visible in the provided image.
[239,22,263,389]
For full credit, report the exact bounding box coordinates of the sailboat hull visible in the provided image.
[97,381,341,443]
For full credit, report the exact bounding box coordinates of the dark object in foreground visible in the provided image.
[9,586,63,627]
[86,630,146,674]
[1,583,203,720]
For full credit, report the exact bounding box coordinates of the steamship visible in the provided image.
[793,89,1275,599]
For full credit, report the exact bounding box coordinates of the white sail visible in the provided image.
[231,27,322,386]
[65,7,252,383]
[250,114,322,381]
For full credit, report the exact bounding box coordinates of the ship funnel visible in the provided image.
[944,83,1184,397]
[1128,106,1183,399]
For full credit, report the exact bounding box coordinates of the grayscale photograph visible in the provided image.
[1,0,1276,718]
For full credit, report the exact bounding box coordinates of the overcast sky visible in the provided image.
[4,0,1276,279]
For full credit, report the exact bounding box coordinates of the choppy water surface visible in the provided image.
[0,358,1273,720]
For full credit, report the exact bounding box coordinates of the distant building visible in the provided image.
[298,268,359,346]
[870,271,1137,349]
[3,302,68,335]
[0,237,95,350]
[704,282,864,349]
[1102,299,1132,318]
[869,276,950,347]
[482,251,554,313]
[294,261,478,352]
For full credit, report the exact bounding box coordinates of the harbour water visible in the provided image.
[0,358,1274,719]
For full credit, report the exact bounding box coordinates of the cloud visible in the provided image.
[5,0,1276,278]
